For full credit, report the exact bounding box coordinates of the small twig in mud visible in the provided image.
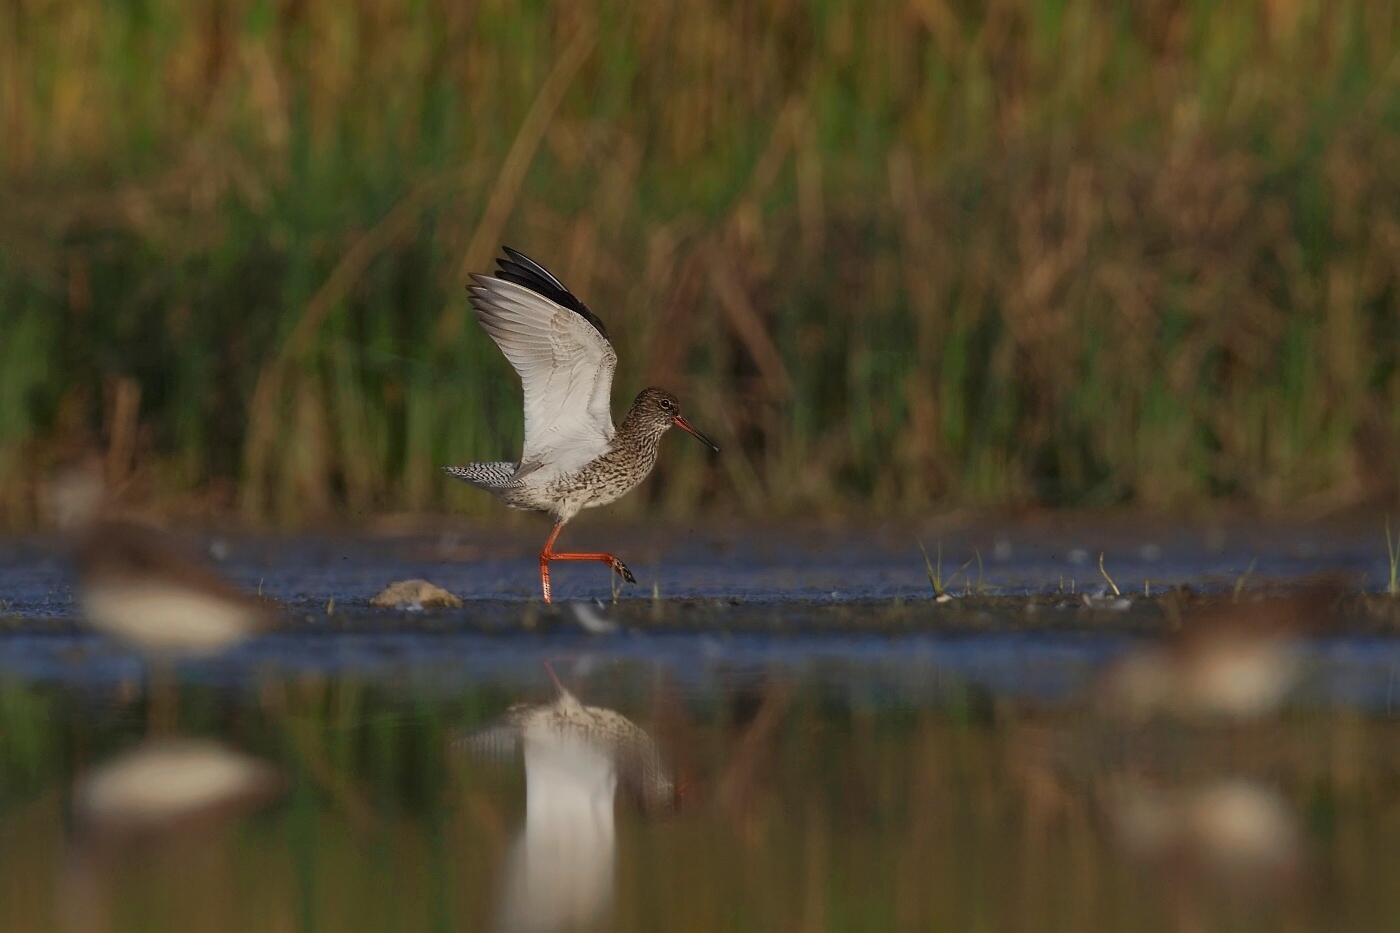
[974,549,986,595]
[1386,519,1399,597]
[1232,558,1258,603]
[953,557,976,596]
[1098,552,1121,597]
[918,541,947,598]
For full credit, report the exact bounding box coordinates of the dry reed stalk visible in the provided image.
[102,376,141,491]
[240,174,454,519]
[438,24,598,343]
[707,250,794,400]
[698,390,767,514]
[257,677,378,834]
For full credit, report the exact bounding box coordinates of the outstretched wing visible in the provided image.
[468,249,617,478]
[454,703,536,763]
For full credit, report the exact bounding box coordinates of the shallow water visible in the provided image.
[1,519,1394,607]
[3,522,1400,931]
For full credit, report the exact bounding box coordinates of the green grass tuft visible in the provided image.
[918,540,948,599]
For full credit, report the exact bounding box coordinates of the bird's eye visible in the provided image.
[661,399,676,412]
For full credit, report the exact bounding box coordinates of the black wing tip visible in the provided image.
[489,246,613,344]
[500,246,556,281]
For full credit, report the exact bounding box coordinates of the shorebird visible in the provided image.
[1096,583,1340,721]
[74,521,275,658]
[47,464,275,657]
[443,248,719,602]
[47,464,276,732]
[458,663,682,932]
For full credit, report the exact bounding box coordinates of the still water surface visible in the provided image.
[3,666,1400,932]
[1,524,1399,931]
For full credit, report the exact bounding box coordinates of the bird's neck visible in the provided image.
[614,406,668,459]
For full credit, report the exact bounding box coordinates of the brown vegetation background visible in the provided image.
[2,0,1400,526]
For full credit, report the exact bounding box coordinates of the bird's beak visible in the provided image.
[673,416,720,453]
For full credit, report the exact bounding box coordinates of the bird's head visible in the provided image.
[632,388,720,452]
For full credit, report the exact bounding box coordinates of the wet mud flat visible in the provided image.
[11,584,1400,636]
[1,515,1398,608]
[0,520,1398,702]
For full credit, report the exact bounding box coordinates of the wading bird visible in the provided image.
[75,520,275,659]
[47,463,276,733]
[1095,582,1341,721]
[48,464,274,659]
[443,248,719,602]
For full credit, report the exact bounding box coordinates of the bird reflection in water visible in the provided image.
[459,662,683,932]
[59,740,284,933]
[1107,779,1300,885]
[1088,586,1329,923]
[1103,776,1303,932]
[42,462,285,928]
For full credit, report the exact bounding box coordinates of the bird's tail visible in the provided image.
[442,462,519,490]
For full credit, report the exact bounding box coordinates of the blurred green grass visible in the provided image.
[2,0,1400,526]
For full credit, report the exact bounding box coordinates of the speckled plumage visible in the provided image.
[448,390,674,524]
[442,248,718,601]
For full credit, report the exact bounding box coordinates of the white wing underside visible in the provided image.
[470,278,617,481]
[496,732,618,933]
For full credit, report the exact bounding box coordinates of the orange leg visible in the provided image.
[538,522,636,603]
